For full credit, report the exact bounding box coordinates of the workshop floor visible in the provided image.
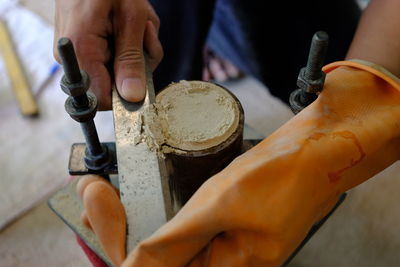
[3,1,400,267]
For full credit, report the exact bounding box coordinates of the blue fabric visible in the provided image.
[206,0,259,78]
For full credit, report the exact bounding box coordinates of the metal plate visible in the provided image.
[112,59,173,252]
[47,139,262,267]
[48,177,113,267]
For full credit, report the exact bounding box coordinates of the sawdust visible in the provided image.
[136,81,240,153]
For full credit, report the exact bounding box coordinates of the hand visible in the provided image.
[54,0,163,110]
[202,47,242,82]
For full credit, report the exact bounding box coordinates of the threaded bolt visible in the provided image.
[304,31,329,81]
[58,38,82,83]
[58,38,88,108]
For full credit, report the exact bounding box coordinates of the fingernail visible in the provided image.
[121,78,146,102]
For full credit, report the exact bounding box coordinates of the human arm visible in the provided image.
[346,0,400,76]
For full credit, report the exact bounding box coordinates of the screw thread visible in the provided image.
[58,38,82,84]
[304,31,328,80]
[58,38,89,108]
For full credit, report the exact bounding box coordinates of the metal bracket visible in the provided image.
[68,142,118,176]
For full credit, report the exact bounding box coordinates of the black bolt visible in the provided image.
[58,38,82,84]
[81,119,103,156]
[304,31,329,81]
[290,31,329,114]
[58,38,110,171]
[58,38,89,108]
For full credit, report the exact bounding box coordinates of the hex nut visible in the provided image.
[60,71,90,97]
[296,68,326,94]
[289,88,308,114]
[84,144,110,171]
[65,92,98,122]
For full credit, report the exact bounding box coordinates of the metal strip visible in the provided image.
[112,58,172,252]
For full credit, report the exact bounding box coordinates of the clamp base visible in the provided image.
[68,142,118,176]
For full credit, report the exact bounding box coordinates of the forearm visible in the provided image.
[346,0,400,76]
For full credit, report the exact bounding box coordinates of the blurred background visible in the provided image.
[1,0,400,266]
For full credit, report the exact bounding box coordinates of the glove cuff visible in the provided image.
[323,59,400,92]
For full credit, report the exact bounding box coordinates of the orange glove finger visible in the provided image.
[77,175,127,267]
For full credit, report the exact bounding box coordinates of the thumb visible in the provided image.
[114,6,147,102]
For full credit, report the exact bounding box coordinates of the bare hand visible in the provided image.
[54,0,163,110]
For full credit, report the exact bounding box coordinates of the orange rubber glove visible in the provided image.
[119,60,400,266]
[77,175,126,267]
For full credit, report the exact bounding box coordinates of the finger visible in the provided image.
[144,21,163,71]
[113,2,147,102]
[76,174,104,199]
[146,4,160,33]
[83,181,126,267]
[72,34,112,110]
[84,62,112,110]
[80,211,92,230]
[223,60,241,79]
[53,1,62,63]
[76,174,119,198]
[202,67,211,81]
[53,32,61,63]
[209,58,228,82]
[202,47,213,81]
